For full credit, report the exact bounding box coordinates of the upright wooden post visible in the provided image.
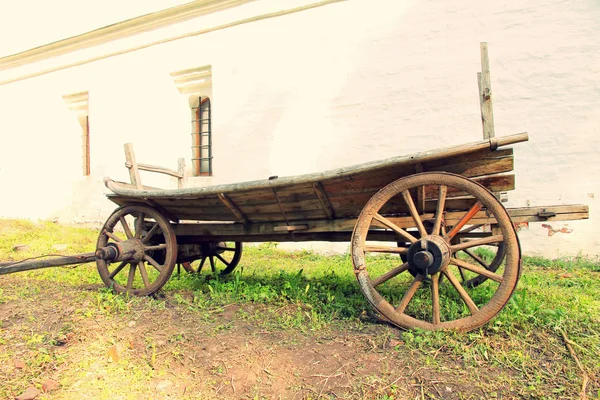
[124,143,143,190]
[177,157,186,189]
[478,42,495,139]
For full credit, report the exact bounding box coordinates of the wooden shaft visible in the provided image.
[0,253,96,275]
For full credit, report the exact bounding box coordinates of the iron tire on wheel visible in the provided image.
[96,205,177,296]
[351,172,521,332]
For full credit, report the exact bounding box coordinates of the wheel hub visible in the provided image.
[95,238,146,263]
[407,235,451,276]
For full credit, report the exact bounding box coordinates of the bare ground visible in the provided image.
[0,274,594,400]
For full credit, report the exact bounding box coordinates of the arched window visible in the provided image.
[191,96,212,176]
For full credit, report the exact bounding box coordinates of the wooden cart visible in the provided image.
[79,132,584,332]
[0,44,589,332]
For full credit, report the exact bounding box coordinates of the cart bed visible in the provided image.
[105,135,524,224]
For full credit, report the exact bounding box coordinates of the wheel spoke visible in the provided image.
[431,273,441,325]
[141,223,160,244]
[138,261,150,287]
[144,244,167,252]
[216,245,236,251]
[126,263,136,290]
[371,262,409,287]
[119,217,134,239]
[134,213,145,239]
[432,185,448,236]
[442,268,478,314]
[104,230,122,243]
[450,257,503,283]
[108,261,127,279]
[458,266,467,282]
[197,256,207,273]
[395,274,423,314]
[364,245,408,254]
[451,235,503,252]
[215,253,230,267]
[463,248,491,270]
[373,214,418,244]
[445,201,483,241]
[209,256,216,273]
[401,190,427,237]
[144,254,163,273]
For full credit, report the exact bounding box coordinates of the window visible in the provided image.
[170,65,212,177]
[191,96,212,176]
[62,91,90,176]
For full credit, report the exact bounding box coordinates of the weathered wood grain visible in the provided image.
[480,42,495,140]
[124,143,143,190]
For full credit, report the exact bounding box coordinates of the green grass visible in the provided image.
[1,219,599,399]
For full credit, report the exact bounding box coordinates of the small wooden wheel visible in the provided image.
[351,172,521,332]
[96,205,177,296]
[182,242,243,275]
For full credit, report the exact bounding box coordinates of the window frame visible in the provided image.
[191,96,212,176]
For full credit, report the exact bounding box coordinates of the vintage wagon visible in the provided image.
[0,132,589,331]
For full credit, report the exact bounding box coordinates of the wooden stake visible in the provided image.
[124,143,143,190]
[479,42,495,139]
[177,158,186,189]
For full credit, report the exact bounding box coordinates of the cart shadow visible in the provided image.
[167,267,382,323]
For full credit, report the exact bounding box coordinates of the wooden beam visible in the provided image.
[127,162,183,178]
[272,188,290,225]
[313,182,335,219]
[217,193,249,224]
[171,204,589,242]
[124,143,143,190]
[479,42,495,139]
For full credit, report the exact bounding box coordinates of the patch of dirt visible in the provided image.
[0,275,585,399]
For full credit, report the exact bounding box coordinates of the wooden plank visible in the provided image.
[479,42,495,139]
[169,203,589,243]
[313,182,335,219]
[171,204,589,237]
[422,175,515,199]
[124,143,143,190]
[505,204,589,217]
[424,148,512,168]
[321,156,513,196]
[326,175,513,218]
[164,208,327,222]
[217,193,249,224]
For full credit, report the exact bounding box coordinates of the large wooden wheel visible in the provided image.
[96,205,177,296]
[182,242,243,275]
[351,172,521,332]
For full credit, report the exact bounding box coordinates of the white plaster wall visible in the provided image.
[0,0,598,257]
